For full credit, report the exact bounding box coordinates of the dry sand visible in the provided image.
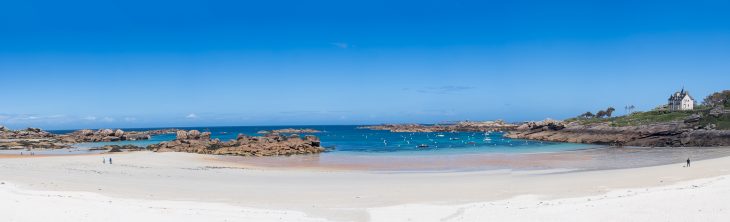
[1,151,729,221]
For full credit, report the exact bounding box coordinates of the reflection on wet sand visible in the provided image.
[215,146,730,172]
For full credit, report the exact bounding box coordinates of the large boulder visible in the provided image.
[79,129,94,136]
[304,135,321,146]
[709,106,729,118]
[176,130,188,140]
[100,129,114,136]
[684,114,702,123]
[188,130,201,139]
[102,144,145,152]
[26,127,42,133]
[123,133,150,141]
[101,136,121,142]
[114,129,125,137]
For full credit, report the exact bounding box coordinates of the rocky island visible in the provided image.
[256,128,321,134]
[0,127,176,150]
[0,127,71,149]
[360,120,517,132]
[148,130,324,156]
[57,128,177,143]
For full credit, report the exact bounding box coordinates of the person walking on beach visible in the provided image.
[686,158,691,167]
[109,158,112,165]
[103,158,106,164]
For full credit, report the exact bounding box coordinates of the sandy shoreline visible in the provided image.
[2,151,730,221]
[212,145,730,172]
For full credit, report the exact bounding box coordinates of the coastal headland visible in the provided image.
[363,94,730,147]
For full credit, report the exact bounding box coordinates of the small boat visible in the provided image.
[436,134,445,137]
[417,144,429,148]
[449,137,461,140]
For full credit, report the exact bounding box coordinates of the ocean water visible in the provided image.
[49,125,597,155]
[39,126,730,172]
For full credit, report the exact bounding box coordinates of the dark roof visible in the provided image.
[668,89,694,101]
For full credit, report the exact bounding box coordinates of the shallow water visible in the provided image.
[215,146,730,172]
[51,125,596,155]
[41,125,730,172]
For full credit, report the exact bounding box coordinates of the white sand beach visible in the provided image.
[2,151,730,221]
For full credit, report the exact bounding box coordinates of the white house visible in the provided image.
[668,88,694,111]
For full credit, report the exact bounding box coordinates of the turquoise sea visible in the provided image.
[50,125,597,155]
[34,125,730,171]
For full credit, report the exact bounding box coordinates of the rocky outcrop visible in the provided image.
[506,118,730,147]
[149,130,324,156]
[114,129,124,137]
[176,130,188,140]
[515,119,566,131]
[57,128,179,143]
[91,144,146,153]
[361,120,518,133]
[709,106,730,118]
[0,127,69,149]
[258,128,321,134]
[175,130,210,140]
[0,139,70,149]
[0,127,55,139]
[100,144,146,152]
[1,127,179,149]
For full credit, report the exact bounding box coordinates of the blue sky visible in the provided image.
[1,0,730,129]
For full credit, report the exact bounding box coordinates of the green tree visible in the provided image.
[580,111,595,118]
[703,90,730,108]
[606,107,616,117]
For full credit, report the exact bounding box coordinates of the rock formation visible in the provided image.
[57,128,178,143]
[149,130,324,156]
[0,127,69,149]
[100,144,146,152]
[259,128,321,134]
[361,120,517,132]
[0,139,70,149]
[176,130,188,140]
[114,129,124,137]
[1,127,179,149]
[506,117,730,147]
[0,127,55,139]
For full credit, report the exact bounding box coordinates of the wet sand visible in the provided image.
[215,146,730,172]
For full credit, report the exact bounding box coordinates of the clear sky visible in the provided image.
[1,0,730,130]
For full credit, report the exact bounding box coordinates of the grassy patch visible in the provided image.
[567,110,695,127]
[610,111,695,127]
[699,114,730,130]
[565,116,613,125]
